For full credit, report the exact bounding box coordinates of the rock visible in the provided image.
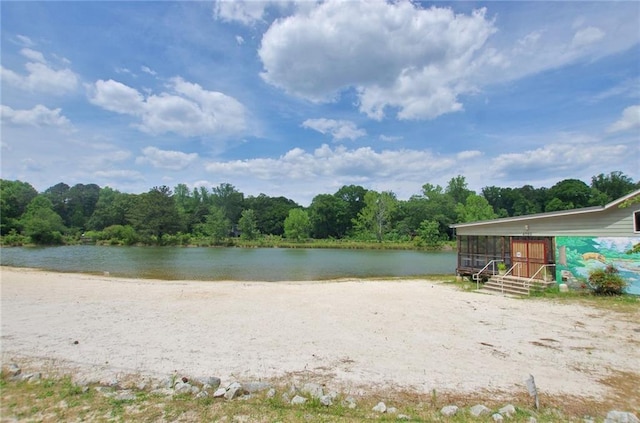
[196,376,221,390]
[267,388,276,398]
[499,404,516,417]
[319,395,333,406]
[492,413,504,422]
[372,402,387,413]
[398,414,411,420]
[441,405,459,417]
[605,411,640,423]
[213,388,226,398]
[559,283,569,293]
[23,372,41,383]
[470,404,491,417]
[224,382,244,400]
[301,382,324,399]
[343,396,357,409]
[174,381,193,394]
[195,391,208,399]
[528,417,538,423]
[291,395,307,405]
[150,388,174,397]
[7,363,21,377]
[243,381,272,393]
[114,390,136,401]
[387,406,398,414]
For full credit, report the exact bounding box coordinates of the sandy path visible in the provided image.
[1,266,638,398]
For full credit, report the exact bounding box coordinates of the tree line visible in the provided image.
[1,171,637,247]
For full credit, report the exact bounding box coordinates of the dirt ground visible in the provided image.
[1,267,638,405]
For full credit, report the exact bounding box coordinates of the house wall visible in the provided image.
[556,236,640,295]
[454,203,640,237]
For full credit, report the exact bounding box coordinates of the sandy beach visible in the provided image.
[1,266,638,403]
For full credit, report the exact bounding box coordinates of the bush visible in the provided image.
[588,264,627,295]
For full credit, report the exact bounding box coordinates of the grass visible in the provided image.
[4,371,635,422]
[525,284,640,314]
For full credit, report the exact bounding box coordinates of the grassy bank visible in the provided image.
[2,371,634,422]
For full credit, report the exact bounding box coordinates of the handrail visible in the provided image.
[498,262,522,294]
[472,259,503,289]
[525,264,556,294]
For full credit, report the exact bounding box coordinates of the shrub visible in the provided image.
[588,264,627,295]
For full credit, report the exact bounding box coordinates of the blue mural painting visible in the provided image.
[556,236,640,295]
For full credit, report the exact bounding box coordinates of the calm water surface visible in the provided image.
[0,246,457,281]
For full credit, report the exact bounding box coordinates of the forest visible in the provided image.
[1,171,638,248]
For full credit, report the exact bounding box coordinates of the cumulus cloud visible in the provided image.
[1,104,71,129]
[135,146,199,170]
[88,77,247,137]
[93,169,144,182]
[1,49,78,95]
[608,105,640,133]
[259,2,497,120]
[302,118,366,140]
[141,65,157,76]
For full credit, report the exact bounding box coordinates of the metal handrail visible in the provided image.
[525,264,556,293]
[498,262,522,294]
[472,259,503,289]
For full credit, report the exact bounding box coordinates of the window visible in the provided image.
[634,210,640,233]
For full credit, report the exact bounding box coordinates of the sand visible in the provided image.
[1,266,638,399]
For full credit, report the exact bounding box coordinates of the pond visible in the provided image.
[0,246,457,281]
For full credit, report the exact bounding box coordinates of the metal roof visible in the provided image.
[450,188,640,229]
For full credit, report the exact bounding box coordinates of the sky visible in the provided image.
[1,1,639,206]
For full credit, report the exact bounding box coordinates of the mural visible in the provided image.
[556,236,640,295]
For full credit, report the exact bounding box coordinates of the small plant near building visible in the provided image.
[497,262,507,275]
[588,264,627,295]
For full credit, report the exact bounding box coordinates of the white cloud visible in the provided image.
[93,169,145,182]
[213,0,270,24]
[572,26,605,48]
[15,34,35,47]
[135,146,199,170]
[235,35,245,45]
[259,2,497,120]
[608,105,640,133]
[88,77,247,137]
[141,65,157,76]
[379,134,402,142]
[205,143,458,204]
[20,48,46,63]
[1,104,71,129]
[1,50,78,95]
[302,118,366,140]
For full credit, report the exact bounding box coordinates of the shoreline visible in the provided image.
[1,267,638,407]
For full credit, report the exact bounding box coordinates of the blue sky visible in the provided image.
[1,1,639,206]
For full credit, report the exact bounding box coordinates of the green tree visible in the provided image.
[455,194,497,223]
[127,186,180,243]
[21,195,66,244]
[353,190,397,242]
[243,194,299,236]
[284,208,311,241]
[211,183,244,224]
[238,209,259,240]
[86,187,132,230]
[0,179,38,234]
[446,175,473,205]
[200,206,231,243]
[591,171,636,203]
[547,179,591,211]
[333,185,368,235]
[66,183,101,230]
[43,182,70,225]
[308,194,347,239]
[414,219,444,249]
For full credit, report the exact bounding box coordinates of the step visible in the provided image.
[482,283,530,296]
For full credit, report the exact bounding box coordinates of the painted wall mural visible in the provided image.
[555,236,640,295]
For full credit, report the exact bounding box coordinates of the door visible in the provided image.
[511,239,547,279]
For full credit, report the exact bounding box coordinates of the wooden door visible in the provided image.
[511,240,547,279]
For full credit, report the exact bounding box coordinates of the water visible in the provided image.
[0,246,457,281]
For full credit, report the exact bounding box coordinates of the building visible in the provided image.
[450,189,640,295]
